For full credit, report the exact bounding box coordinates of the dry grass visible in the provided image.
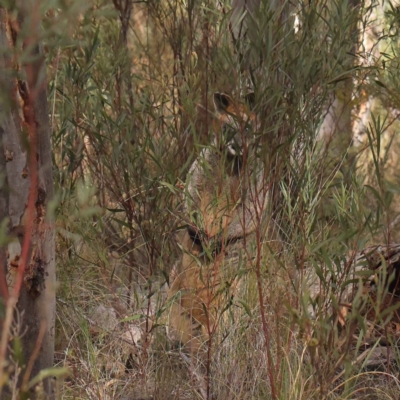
[54,220,400,399]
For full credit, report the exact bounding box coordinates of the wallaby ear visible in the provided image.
[213,93,232,113]
[244,92,256,110]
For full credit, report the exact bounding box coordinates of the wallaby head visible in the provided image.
[213,92,256,158]
[185,92,264,249]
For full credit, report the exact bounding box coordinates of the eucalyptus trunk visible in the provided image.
[318,0,361,174]
[0,6,55,399]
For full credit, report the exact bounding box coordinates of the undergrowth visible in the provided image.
[47,0,400,399]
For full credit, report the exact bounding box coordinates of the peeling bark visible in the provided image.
[0,6,55,399]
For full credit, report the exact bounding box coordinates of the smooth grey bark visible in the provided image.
[0,7,55,399]
[317,0,361,170]
[317,80,354,157]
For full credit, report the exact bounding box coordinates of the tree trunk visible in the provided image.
[317,79,354,157]
[0,6,55,399]
[317,0,361,175]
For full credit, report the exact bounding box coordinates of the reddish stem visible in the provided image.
[13,83,38,297]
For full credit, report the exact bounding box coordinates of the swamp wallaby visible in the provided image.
[168,92,270,353]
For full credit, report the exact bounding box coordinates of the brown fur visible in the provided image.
[167,93,267,353]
